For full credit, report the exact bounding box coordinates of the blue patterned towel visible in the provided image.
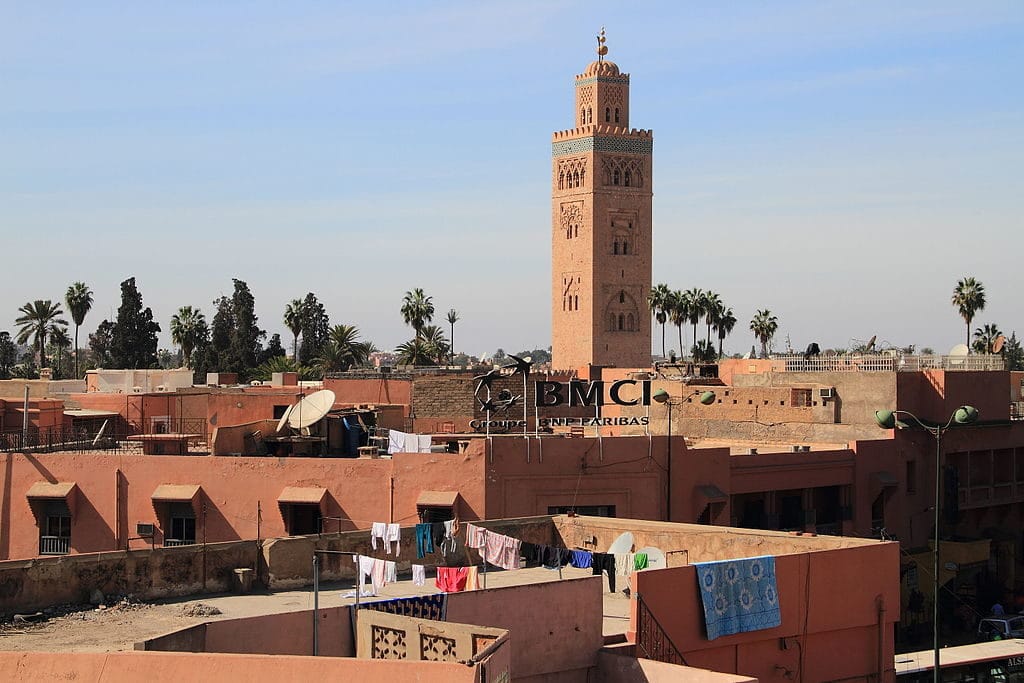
[694,555,780,640]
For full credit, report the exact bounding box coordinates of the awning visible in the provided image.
[26,482,77,499]
[278,487,328,505]
[417,490,460,508]
[696,485,728,503]
[152,484,202,502]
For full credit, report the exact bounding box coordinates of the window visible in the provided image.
[587,108,592,123]
[613,169,620,185]
[166,502,196,546]
[613,242,619,254]
[284,504,321,535]
[619,291,625,304]
[418,506,454,524]
[605,107,610,122]
[558,172,564,190]
[618,314,624,330]
[273,405,290,419]
[627,313,634,331]
[614,108,620,123]
[906,460,917,494]
[574,295,579,310]
[624,170,631,186]
[548,505,616,517]
[622,241,628,255]
[40,501,71,555]
[580,107,585,126]
[791,389,812,407]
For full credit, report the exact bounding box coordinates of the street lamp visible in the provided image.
[653,388,715,522]
[874,405,978,682]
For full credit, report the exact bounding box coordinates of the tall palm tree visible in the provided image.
[703,292,722,344]
[715,307,737,359]
[647,284,672,359]
[972,323,1003,355]
[283,299,304,359]
[395,338,436,366]
[951,277,986,350]
[65,282,93,378]
[421,325,451,365]
[684,288,705,354]
[401,288,435,341]
[749,309,779,359]
[15,300,67,370]
[49,326,72,378]
[667,290,686,360]
[446,309,460,364]
[316,324,371,372]
[170,306,207,368]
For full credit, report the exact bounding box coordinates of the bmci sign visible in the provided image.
[534,380,652,407]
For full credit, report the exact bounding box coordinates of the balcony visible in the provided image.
[163,539,195,547]
[39,535,70,555]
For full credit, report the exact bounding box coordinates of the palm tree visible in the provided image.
[647,284,671,359]
[401,288,435,341]
[170,306,207,368]
[952,277,986,350]
[316,324,372,373]
[395,338,436,366]
[667,290,686,360]
[446,309,460,364]
[972,323,1003,355]
[15,300,67,370]
[49,326,72,378]
[421,325,451,365]
[684,288,704,356]
[749,309,779,359]
[65,282,93,378]
[715,307,737,358]
[283,299,304,359]
[703,292,722,344]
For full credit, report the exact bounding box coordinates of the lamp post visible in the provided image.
[874,405,978,682]
[653,388,716,522]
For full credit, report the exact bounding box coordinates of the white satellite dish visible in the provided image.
[287,389,336,429]
[607,531,634,555]
[276,404,294,434]
[950,344,969,356]
[635,546,666,570]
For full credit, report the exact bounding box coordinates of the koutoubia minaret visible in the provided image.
[551,30,653,370]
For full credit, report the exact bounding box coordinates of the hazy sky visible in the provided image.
[2,1,1022,358]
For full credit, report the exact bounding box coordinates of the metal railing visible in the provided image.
[1,421,208,455]
[1011,402,1024,421]
[163,539,195,547]
[636,594,687,666]
[39,535,70,555]
[768,353,1005,373]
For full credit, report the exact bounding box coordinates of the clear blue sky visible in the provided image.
[2,1,1022,358]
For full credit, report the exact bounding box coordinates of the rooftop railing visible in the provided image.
[767,353,1005,373]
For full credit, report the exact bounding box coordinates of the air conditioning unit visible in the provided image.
[136,523,155,536]
[380,366,392,375]
[819,388,835,399]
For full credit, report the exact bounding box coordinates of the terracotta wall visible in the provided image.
[897,370,1010,423]
[0,398,65,431]
[596,645,757,682]
[0,651,480,683]
[324,377,413,412]
[632,542,899,682]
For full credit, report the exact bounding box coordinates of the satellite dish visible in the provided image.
[287,389,336,429]
[866,335,877,352]
[276,404,294,434]
[993,335,1007,354]
[607,531,634,555]
[950,344,969,357]
[635,546,666,570]
[523,356,533,364]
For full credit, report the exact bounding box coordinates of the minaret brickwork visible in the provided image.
[551,42,653,370]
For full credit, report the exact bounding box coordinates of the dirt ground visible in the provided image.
[0,566,631,653]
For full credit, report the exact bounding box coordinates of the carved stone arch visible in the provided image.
[604,291,640,332]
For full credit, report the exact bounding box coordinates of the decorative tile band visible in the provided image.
[552,136,653,157]
[576,76,630,87]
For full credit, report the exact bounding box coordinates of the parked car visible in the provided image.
[978,616,1024,641]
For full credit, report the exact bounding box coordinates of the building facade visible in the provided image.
[551,44,653,370]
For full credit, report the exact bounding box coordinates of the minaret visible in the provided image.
[551,30,653,370]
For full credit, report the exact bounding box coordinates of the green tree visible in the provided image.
[49,327,72,378]
[952,277,986,350]
[684,288,705,351]
[65,282,93,379]
[401,288,435,341]
[15,300,67,370]
[1004,333,1023,371]
[646,283,672,359]
[88,320,115,367]
[0,331,18,379]
[421,324,450,365]
[395,338,436,366]
[749,309,779,359]
[209,295,234,369]
[252,355,318,382]
[715,307,737,359]
[260,333,286,364]
[229,279,264,375]
[283,299,304,359]
[298,292,329,365]
[972,323,1003,355]
[110,278,160,369]
[170,306,208,368]
[316,324,371,374]
[667,290,686,360]
[703,291,722,344]
[446,309,460,364]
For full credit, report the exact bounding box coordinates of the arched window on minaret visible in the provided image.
[558,172,564,190]
[572,170,580,188]
[615,108,620,123]
[619,291,626,304]
[587,108,592,124]
[580,107,585,126]
[627,313,635,331]
[618,314,625,331]
[580,169,585,186]
[623,241,629,255]
[574,295,579,310]
[605,107,610,122]
[624,170,631,187]
[608,314,616,331]
[613,241,619,255]
[613,169,620,185]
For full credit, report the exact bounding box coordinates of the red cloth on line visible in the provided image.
[435,566,468,593]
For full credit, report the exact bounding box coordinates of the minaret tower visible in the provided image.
[551,30,653,370]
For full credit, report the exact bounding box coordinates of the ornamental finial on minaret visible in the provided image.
[597,27,608,62]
